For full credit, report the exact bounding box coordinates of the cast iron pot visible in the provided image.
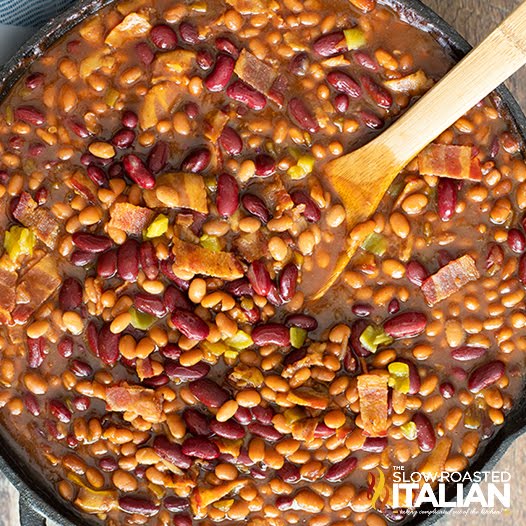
[0,0,524,525]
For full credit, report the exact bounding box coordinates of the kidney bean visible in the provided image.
[251,405,274,425]
[25,394,40,416]
[25,72,45,90]
[138,242,158,281]
[135,293,167,318]
[142,374,169,388]
[9,136,24,150]
[277,264,298,302]
[171,309,209,341]
[313,31,346,57]
[70,360,93,378]
[111,128,135,149]
[72,395,90,412]
[288,98,319,133]
[72,232,112,253]
[268,287,285,308]
[241,193,271,223]
[119,496,160,516]
[122,110,138,129]
[153,435,192,469]
[150,24,178,50]
[147,141,169,174]
[135,42,155,65]
[520,253,526,284]
[437,249,453,267]
[49,400,72,423]
[283,347,308,368]
[247,260,272,297]
[164,497,189,514]
[28,143,45,156]
[412,412,436,452]
[436,178,457,222]
[384,312,427,339]
[15,106,45,126]
[406,260,429,287]
[451,346,486,361]
[278,462,301,483]
[165,361,210,380]
[468,360,505,393]
[210,419,246,439]
[162,287,190,313]
[361,75,392,109]
[204,54,235,92]
[57,337,73,359]
[388,299,400,314]
[508,228,526,253]
[109,162,123,178]
[452,367,468,381]
[227,80,267,111]
[117,239,140,282]
[290,190,321,222]
[71,250,96,266]
[179,21,199,44]
[351,303,372,317]
[248,422,283,441]
[439,382,455,399]
[334,93,350,113]
[325,457,357,482]
[285,314,317,331]
[80,153,97,166]
[86,165,108,187]
[354,50,379,70]
[182,437,220,460]
[290,52,309,76]
[97,250,117,279]
[349,319,371,359]
[86,322,99,357]
[254,154,276,177]
[67,119,90,138]
[27,337,46,368]
[327,71,362,98]
[360,110,384,129]
[173,515,192,526]
[196,49,214,70]
[252,323,290,346]
[234,406,253,425]
[190,379,229,410]
[276,496,294,511]
[99,457,118,472]
[184,408,210,436]
[59,278,83,311]
[224,278,253,297]
[219,126,243,156]
[181,147,211,173]
[97,324,120,366]
[216,173,239,218]
[362,437,388,453]
[123,154,156,189]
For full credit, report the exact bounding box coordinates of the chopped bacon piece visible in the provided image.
[235,49,277,96]
[152,50,196,84]
[109,202,154,235]
[106,383,163,423]
[190,479,248,516]
[232,231,269,263]
[11,192,60,249]
[225,0,273,14]
[140,82,179,130]
[16,254,60,312]
[291,418,318,442]
[0,256,17,325]
[172,238,244,281]
[357,374,388,437]
[136,358,155,381]
[104,12,152,48]
[417,438,452,484]
[65,171,98,203]
[74,487,118,514]
[287,387,329,410]
[384,70,431,94]
[204,110,230,142]
[144,172,208,214]
[418,143,482,181]
[268,74,289,108]
[421,254,479,306]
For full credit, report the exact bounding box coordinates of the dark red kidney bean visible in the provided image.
[334,94,350,113]
[26,72,45,90]
[349,319,371,358]
[9,136,25,150]
[179,21,199,44]
[520,253,526,284]
[354,51,379,71]
[171,309,209,341]
[439,382,455,399]
[86,165,108,187]
[184,101,199,119]
[72,395,90,411]
[359,110,384,129]
[234,406,253,425]
[71,250,96,266]
[49,400,72,423]
[451,346,486,361]
[196,49,214,70]
[251,405,274,425]
[277,462,301,483]
[227,80,267,111]
[99,457,118,472]
[173,515,192,526]
[119,497,160,516]
[241,194,271,223]
[313,31,346,57]
[182,437,220,460]
[164,497,189,513]
[72,232,112,253]
[325,457,357,482]
[122,110,138,129]
[70,360,93,378]
[254,154,276,177]
[396,358,421,395]
[111,129,135,149]
[150,24,178,50]
[248,423,282,441]
[59,277,83,310]
[290,190,321,222]
[276,496,294,511]
[352,303,372,317]
[437,249,453,267]
[147,141,169,174]
[215,36,239,57]
[242,305,260,324]
[135,293,167,318]
[327,71,362,98]
[384,312,427,339]
[25,394,40,416]
[28,143,45,156]
[285,313,317,331]
[97,250,117,279]
[252,323,291,346]
[247,260,272,296]
[288,98,319,133]
[142,374,169,388]
[361,75,392,109]
[12,305,32,325]
[117,239,140,282]
[290,52,309,76]
[58,337,74,358]
[154,435,192,469]
[135,42,155,65]
[406,260,429,287]
[160,258,190,290]
[123,154,156,189]
[210,419,245,440]
[468,360,505,393]
[386,299,399,315]
[183,408,210,436]
[108,162,123,178]
[508,228,526,253]
[80,153,96,166]
[160,343,182,360]
[452,367,468,381]
[164,285,192,312]
[139,242,159,280]
[15,106,45,126]
[362,437,388,453]
[225,277,253,297]
[219,126,243,155]
[412,412,436,452]
[67,119,90,138]
[97,324,120,366]
[181,147,211,173]
[165,361,210,380]
[86,322,100,357]
[189,378,229,408]
[437,178,457,222]
[283,347,307,368]
[217,173,239,217]
[204,54,236,92]
[27,337,46,368]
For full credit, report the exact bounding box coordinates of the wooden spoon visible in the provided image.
[312,0,526,300]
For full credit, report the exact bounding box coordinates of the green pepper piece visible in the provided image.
[129,307,156,330]
[290,327,307,349]
[344,28,367,50]
[360,232,388,257]
[359,325,393,353]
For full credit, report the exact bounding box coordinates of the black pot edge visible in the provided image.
[0,1,525,525]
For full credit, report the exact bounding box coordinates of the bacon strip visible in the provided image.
[418,143,482,181]
[417,438,452,486]
[106,384,163,423]
[0,256,17,325]
[140,82,179,129]
[109,202,154,235]
[357,374,389,437]
[65,171,98,203]
[152,50,196,84]
[104,12,152,48]
[235,49,277,96]
[287,387,329,410]
[421,254,479,306]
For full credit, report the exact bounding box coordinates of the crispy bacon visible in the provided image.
[66,171,98,203]
[204,110,230,142]
[172,238,244,281]
[0,256,17,325]
[105,12,152,48]
[106,383,163,423]
[152,50,196,84]
[109,202,154,235]
[417,438,452,485]
[418,143,482,181]
[190,479,248,516]
[232,231,269,263]
[140,82,179,130]
[235,49,277,96]
[287,387,329,410]
[357,374,389,437]
[421,254,479,306]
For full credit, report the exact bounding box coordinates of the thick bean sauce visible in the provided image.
[0,0,524,525]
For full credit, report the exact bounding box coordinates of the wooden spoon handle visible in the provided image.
[383,0,526,167]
